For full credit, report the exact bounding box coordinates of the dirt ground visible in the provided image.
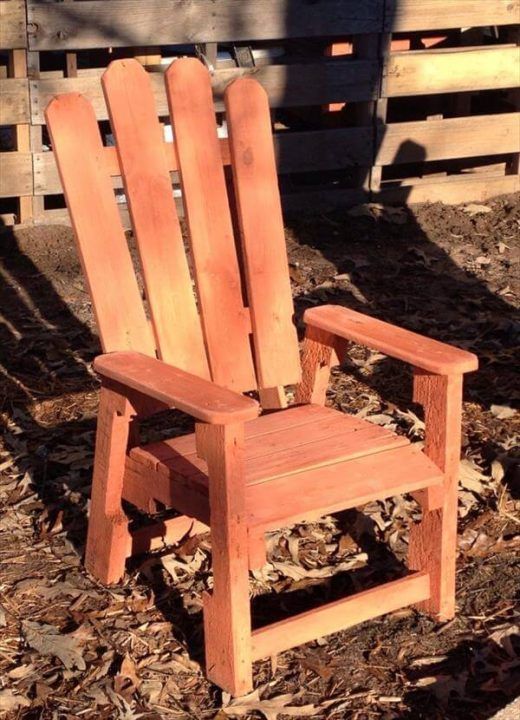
[0,194,519,720]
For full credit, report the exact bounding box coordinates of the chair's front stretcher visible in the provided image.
[45,56,478,696]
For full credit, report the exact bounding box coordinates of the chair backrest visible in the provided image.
[45,58,301,395]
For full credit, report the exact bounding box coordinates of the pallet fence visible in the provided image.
[0,0,519,226]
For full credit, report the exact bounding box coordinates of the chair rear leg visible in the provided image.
[198,422,253,696]
[408,370,462,621]
[85,384,133,584]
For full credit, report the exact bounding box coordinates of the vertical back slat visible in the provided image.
[102,60,209,379]
[165,58,256,392]
[45,94,156,356]
[225,78,301,388]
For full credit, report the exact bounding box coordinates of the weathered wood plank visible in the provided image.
[384,46,520,97]
[27,0,382,50]
[385,0,519,32]
[376,113,520,166]
[33,127,373,195]
[0,152,33,197]
[32,60,378,123]
[377,174,520,205]
[0,78,30,124]
[0,1,26,49]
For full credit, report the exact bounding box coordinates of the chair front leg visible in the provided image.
[408,369,463,621]
[85,383,134,584]
[197,422,253,696]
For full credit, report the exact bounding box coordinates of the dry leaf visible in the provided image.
[222,689,319,720]
[0,689,31,713]
[490,404,517,420]
[22,620,86,671]
[459,459,490,494]
[463,203,492,216]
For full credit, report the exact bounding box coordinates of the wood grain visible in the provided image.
[384,46,520,97]
[28,0,382,50]
[303,305,479,375]
[166,58,256,392]
[226,77,301,388]
[386,0,519,32]
[251,572,430,659]
[94,351,259,424]
[102,59,209,378]
[45,93,156,356]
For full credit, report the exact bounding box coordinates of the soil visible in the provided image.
[0,194,519,720]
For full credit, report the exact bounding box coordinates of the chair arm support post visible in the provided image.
[409,369,464,620]
[295,325,347,406]
[198,421,252,694]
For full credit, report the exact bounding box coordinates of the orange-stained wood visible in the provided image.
[123,440,443,533]
[85,385,133,583]
[100,138,231,178]
[295,325,346,405]
[165,58,256,392]
[46,62,474,697]
[304,304,478,375]
[409,370,464,621]
[94,351,259,424]
[199,423,252,695]
[102,60,209,377]
[251,572,430,660]
[129,403,406,483]
[45,94,155,356]
[225,78,301,389]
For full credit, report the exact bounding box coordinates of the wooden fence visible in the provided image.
[1,0,519,226]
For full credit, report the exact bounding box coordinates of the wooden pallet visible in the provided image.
[0,0,519,226]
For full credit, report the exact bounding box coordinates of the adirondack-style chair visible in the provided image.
[45,57,478,696]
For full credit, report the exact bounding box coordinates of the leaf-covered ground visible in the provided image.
[0,195,519,719]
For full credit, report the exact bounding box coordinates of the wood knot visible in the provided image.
[242,147,253,166]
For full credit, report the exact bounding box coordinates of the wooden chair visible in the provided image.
[45,58,478,696]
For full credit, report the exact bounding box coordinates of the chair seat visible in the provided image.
[126,404,443,530]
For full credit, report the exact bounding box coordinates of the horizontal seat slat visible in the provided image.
[125,405,443,531]
[251,572,431,660]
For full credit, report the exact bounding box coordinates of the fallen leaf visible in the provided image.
[490,404,517,420]
[459,459,490,495]
[463,203,492,216]
[0,689,31,712]
[222,689,319,720]
[22,620,86,671]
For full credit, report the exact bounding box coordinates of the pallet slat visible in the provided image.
[32,127,373,196]
[384,46,520,97]
[31,60,379,124]
[0,1,26,49]
[376,113,520,165]
[27,0,382,50]
[385,0,520,32]
[0,79,30,124]
[0,152,33,197]
[377,174,520,205]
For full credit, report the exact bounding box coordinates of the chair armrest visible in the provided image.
[304,305,478,375]
[94,351,259,424]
